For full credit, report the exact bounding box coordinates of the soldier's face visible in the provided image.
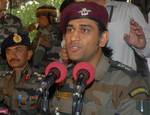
[6,45,32,69]
[37,16,49,27]
[64,18,104,63]
[0,0,7,17]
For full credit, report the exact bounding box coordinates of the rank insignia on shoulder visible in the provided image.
[110,61,137,76]
[0,71,13,79]
[129,87,149,97]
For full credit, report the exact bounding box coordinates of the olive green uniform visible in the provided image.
[0,65,45,115]
[50,55,149,115]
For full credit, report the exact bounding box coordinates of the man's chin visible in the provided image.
[69,56,83,62]
[9,64,21,68]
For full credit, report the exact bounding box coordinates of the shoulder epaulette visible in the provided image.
[109,61,138,77]
[0,71,13,79]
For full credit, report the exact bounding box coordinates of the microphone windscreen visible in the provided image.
[73,62,95,85]
[45,61,67,83]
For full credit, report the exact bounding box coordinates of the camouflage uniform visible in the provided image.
[0,13,23,40]
[49,55,149,115]
[0,64,46,115]
[32,23,62,61]
[31,5,62,68]
[0,13,23,70]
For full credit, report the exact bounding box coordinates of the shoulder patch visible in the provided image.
[129,87,149,97]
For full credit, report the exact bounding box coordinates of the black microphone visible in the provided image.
[37,61,67,93]
[72,62,95,94]
[72,62,95,115]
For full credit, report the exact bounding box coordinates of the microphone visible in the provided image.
[72,62,95,94]
[72,62,95,115]
[37,61,67,93]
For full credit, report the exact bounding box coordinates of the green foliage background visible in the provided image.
[9,0,63,26]
[8,0,63,41]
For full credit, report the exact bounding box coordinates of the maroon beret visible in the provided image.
[60,2,108,33]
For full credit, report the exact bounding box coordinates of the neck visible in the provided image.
[13,64,28,76]
[88,48,103,69]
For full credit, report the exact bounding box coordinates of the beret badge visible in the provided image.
[13,34,22,43]
[78,8,91,16]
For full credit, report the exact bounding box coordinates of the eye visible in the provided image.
[80,26,90,33]
[66,26,74,33]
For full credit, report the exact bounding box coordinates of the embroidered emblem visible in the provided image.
[13,34,22,43]
[78,8,91,16]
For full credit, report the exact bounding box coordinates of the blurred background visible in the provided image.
[6,0,150,40]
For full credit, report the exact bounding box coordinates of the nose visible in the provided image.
[70,30,80,42]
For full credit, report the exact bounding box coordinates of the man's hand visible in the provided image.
[124,19,146,49]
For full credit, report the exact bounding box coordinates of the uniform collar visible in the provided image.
[94,54,111,81]
[15,64,31,83]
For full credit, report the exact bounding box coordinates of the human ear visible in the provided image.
[99,31,109,47]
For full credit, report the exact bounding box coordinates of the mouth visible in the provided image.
[68,44,81,52]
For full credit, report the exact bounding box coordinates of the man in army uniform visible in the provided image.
[51,1,150,115]
[28,5,62,68]
[0,0,23,70]
[0,33,46,115]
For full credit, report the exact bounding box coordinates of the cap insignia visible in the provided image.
[78,8,91,16]
[13,34,22,43]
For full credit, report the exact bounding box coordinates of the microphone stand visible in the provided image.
[38,72,56,115]
[72,73,86,115]
[40,90,49,115]
[72,91,84,115]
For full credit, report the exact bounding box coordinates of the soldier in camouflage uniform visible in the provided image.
[0,33,47,115]
[50,2,150,115]
[0,0,23,71]
[28,5,62,68]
